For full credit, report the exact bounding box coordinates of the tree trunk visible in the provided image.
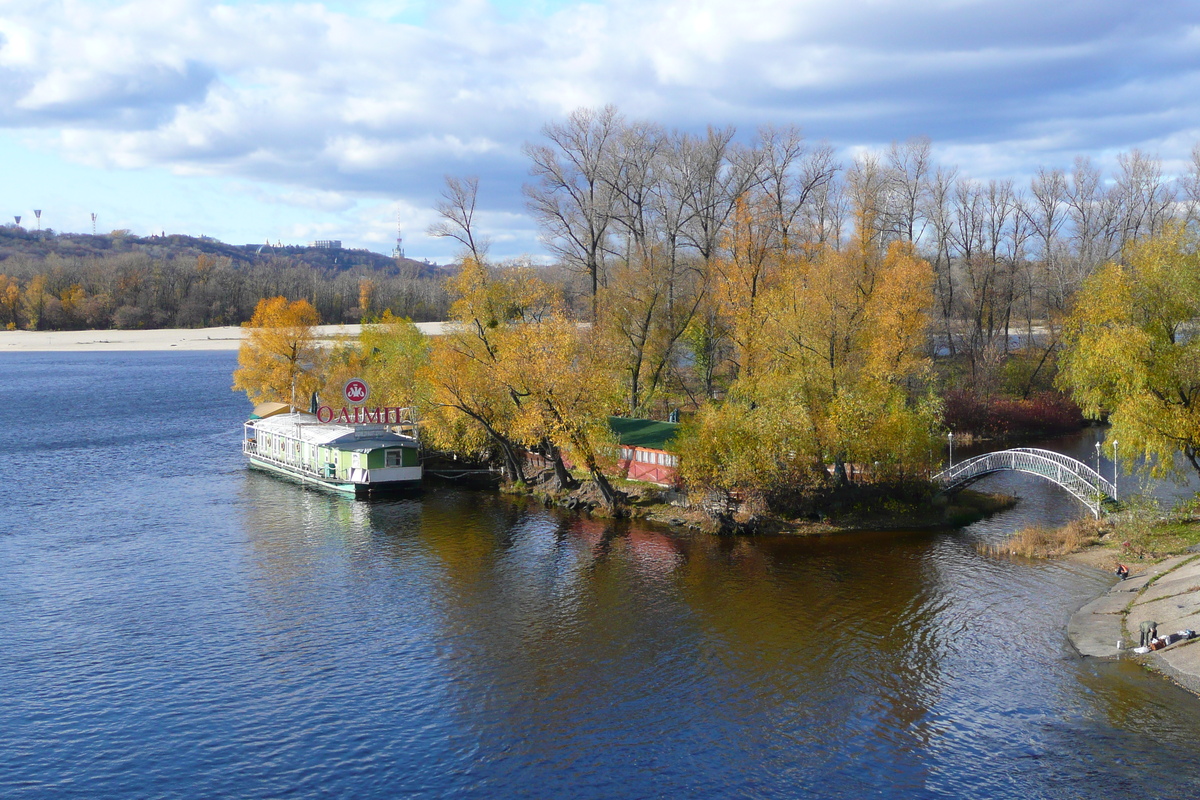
[832,455,849,488]
[497,438,526,484]
[590,468,620,509]
[549,441,578,489]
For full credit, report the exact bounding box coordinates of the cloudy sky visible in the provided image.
[2,0,1198,261]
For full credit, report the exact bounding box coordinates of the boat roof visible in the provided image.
[249,412,417,450]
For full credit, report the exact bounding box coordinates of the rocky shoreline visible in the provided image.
[515,473,1015,537]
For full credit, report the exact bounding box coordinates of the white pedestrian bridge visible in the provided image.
[932,447,1117,517]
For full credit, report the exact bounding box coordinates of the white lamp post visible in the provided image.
[948,431,954,468]
[1112,440,1118,501]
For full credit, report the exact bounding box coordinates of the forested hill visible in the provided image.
[0,226,453,329]
[0,227,441,278]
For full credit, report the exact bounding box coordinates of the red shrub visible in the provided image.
[944,390,1084,438]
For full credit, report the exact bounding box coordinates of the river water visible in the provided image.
[3,351,1200,799]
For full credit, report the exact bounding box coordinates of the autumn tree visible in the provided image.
[0,275,20,329]
[356,311,430,410]
[232,297,325,406]
[1058,226,1200,480]
[419,259,561,483]
[596,244,704,416]
[496,314,625,508]
[678,235,940,507]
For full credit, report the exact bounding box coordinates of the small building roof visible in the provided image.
[608,416,680,452]
[250,401,293,420]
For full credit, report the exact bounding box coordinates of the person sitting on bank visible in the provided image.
[1116,563,1129,579]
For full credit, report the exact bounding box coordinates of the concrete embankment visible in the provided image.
[1069,553,1200,695]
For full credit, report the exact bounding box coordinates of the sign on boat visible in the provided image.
[242,379,421,498]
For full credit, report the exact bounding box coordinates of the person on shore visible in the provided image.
[1140,620,1158,647]
[1116,563,1129,579]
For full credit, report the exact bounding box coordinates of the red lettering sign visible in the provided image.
[314,404,409,426]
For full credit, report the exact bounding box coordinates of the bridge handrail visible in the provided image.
[932,446,1115,517]
[1006,448,1116,497]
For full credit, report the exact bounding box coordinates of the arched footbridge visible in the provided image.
[933,448,1116,517]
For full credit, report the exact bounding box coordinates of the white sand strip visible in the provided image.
[0,323,450,352]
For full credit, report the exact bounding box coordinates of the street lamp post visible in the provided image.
[1112,440,1118,501]
[948,431,954,468]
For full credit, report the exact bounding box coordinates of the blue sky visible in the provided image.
[2,0,1199,261]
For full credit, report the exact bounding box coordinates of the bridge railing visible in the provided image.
[933,447,1115,517]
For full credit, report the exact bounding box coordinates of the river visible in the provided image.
[3,351,1200,799]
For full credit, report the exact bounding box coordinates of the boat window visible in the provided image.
[386,449,403,468]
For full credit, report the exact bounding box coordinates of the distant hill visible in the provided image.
[0,226,448,278]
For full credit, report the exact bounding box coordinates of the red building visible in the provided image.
[610,417,681,487]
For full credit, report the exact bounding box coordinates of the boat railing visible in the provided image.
[244,439,338,481]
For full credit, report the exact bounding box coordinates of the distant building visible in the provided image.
[309,240,342,249]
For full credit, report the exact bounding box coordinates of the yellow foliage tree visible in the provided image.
[357,311,430,410]
[419,259,561,482]
[1058,225,1200,480]
[678,235,940,503]
[496,313,625,508]
[0,275,20,329]
[712,194,780,387]
[232,297,325,406]
[596,244,705,416]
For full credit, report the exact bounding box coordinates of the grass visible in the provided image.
[1117,517,1200,559]
[988,493,1200,561]
[988,517,1106,558]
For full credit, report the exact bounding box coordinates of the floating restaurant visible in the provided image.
[242,380,422,497]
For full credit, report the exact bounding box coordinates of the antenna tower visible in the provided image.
[91,213,97,235]
[392,212,405,259]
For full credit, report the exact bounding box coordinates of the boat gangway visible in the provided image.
[932,447,1116,517]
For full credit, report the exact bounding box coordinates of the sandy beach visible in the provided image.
[0,323,450,353]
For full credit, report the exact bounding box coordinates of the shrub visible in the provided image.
[944,389,1083,438]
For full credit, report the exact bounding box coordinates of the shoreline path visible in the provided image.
[0,324,451,352]
[1070,554,1200,696]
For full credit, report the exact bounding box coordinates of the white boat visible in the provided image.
[243,403,422,497]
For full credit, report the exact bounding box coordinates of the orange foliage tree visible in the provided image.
[232,297,325,406]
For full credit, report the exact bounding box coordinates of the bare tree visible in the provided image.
[757,125,838,251]
[1180,143,1200,226]
[523,105,623,320]
[846,152,890,250]
[1114,149,1177,246]
[428,175,490,264]
[923,165,959,355]
[1027,167,1069,310]
[885,136,933,243]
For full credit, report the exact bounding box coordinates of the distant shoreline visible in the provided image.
[0,323,450,353]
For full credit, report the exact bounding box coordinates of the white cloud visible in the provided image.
[1,0,1199,256]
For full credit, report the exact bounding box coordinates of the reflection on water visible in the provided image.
[3,352,1200,798]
